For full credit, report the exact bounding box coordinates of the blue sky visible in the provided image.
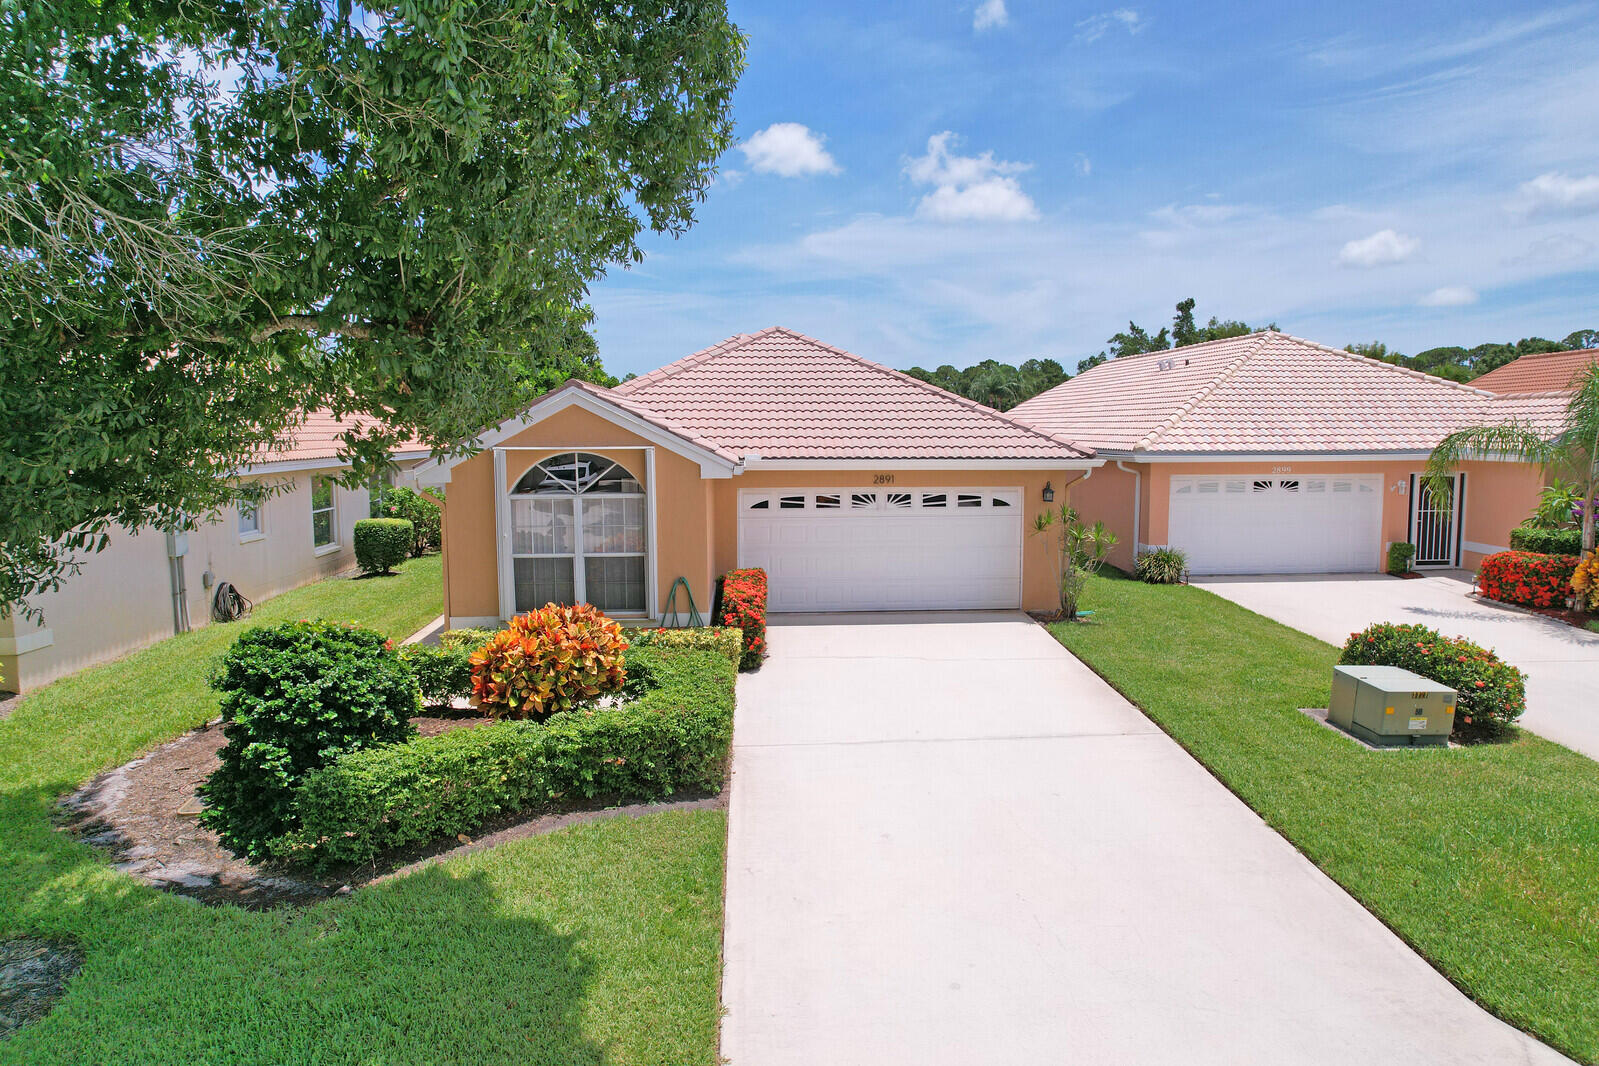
[588,1,1599,377]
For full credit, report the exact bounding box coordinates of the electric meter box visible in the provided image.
[1329,665,1456,747]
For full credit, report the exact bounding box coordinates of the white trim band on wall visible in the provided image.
[1461,541,1510,556]
[0,628,54,656]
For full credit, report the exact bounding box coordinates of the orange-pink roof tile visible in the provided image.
[1010,331,1563,454]
[611,327,1091,461]
[249,409,428,468]
[1470,349,1599,394]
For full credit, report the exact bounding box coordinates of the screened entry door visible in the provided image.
[1410,474,1461,567]
[508,453,647,614]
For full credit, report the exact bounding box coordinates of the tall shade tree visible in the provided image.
[1424,364,1599,552]
[0,0,744,614]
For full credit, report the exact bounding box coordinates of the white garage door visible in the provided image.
[1168,475,1382,575]
[737,489,1022,611]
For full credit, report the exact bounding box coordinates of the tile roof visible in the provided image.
[248,409,428,468]
[611,327,1092,461]
[1469,349,1599,394]
[1009,331,1559,454]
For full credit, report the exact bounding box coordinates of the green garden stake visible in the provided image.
[661,576,703,629]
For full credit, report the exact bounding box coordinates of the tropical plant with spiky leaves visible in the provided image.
[1425,363,1599,553]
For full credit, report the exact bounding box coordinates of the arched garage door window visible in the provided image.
[510,452,646,613]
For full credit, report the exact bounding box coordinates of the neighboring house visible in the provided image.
[0,412,428,694]
[1009,331,1566,576]
[413,327,1098,624]
[1470,347,1598,394]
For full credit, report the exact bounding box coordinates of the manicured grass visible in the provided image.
[1049,571,1599,1063]
[0,556,728,1065]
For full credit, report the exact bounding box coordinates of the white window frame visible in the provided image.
[237,499,265,543]
[310,475,339,554]
[495,448,655,618]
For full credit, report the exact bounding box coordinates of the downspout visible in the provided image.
[1116,460,1142,559]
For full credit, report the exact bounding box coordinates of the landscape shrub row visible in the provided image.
[718,567,768,670]
[628,625,743,667]
[272,645,735,868]
[1508,526,1584,556]
[1338,621,1527,737]
[1476,550,1578,609]
[397,643,474,707]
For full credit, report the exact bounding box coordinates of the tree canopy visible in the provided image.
[1,0,743,612]
[1346,331,1598,383]
[902,357,1068,412]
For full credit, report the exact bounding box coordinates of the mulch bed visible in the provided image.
[56,714,722,910]
[0,937,80,1039]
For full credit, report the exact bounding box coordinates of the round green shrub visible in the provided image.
[354,517,413,574]
[200,620,419,858]
[1386,541,1415,575]
[1338,622,1526,739]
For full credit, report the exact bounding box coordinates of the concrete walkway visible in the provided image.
[720,613,1569,1066]
[1195,572,1599,762]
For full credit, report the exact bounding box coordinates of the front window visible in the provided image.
[311,476,336,547]
[510,452,645,613]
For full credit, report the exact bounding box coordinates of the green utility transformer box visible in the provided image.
[1329,666,1456,747]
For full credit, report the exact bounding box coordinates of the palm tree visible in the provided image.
[1425,363,1599,552]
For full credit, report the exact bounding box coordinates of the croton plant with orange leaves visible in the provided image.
[469,604,629,720]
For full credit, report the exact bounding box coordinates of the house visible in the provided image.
[1008,331,1566,576]
[0,412,428,694]
[1470,347,1598,394]
[413,327,1099,624]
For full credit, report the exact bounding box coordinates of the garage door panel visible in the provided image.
[737,489,1022,611]
[1169,475,1381,575]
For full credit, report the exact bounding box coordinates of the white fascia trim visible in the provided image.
[238,457,353,476]
[0,628,54,656]
[412,388,737,484]
[738,457,1101,471]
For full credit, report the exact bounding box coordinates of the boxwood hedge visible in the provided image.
[270,645,734,868]
[1509,526,1584,556]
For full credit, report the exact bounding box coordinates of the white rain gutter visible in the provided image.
[1116,460,1141,557]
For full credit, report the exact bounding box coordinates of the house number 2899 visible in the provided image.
[873,473,896,484]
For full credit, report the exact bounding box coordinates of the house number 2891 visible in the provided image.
[873,473,896,484]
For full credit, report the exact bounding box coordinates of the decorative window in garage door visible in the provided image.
[742,489,1021,512]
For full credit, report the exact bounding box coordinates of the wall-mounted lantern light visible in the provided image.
[1041,481,1055,503]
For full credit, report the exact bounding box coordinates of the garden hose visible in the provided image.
[212,581,254,623]
[660,576,703,628]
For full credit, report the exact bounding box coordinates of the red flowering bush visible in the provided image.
[1339,622,1526,738]
[1476,550,1578,609]
[469,604,628,719]
[718,567,768,670]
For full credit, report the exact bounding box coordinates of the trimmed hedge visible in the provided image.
[201,621,419,858]
[354,518,414,575]
[1339,621,1527,737]
[718,567,768,670]
[1386,541,1415,575]
[1477,550,1578,609]
[628,625,743,667]
[1509,526,1584,556]
[398,643,474,707]
[439,627,497,653]
[271,645,735,868]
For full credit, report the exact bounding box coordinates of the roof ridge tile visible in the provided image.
[1134,332,1272,451]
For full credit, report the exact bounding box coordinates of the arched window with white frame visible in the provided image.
[509,452,646,613]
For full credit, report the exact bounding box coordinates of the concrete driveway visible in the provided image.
[1195,572,1599,762]
[720,613,1568,1066]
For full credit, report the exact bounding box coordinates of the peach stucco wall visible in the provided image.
[1064,456,1544,575]
[439,405,714,624]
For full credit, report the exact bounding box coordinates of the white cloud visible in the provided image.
[1075,155,1092,176]
[739,123,840,178]
[1149,202,1247,227]
[1511,172,1599,217]
[1419,285,1479,307]
[1338,228,1419,267]
[973,0,1008,31]
[905,132,1038,222]
[1075,9,1144,43]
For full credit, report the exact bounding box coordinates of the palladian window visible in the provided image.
[509,453,646,614]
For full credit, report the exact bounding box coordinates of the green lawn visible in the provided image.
[1050,571,1599,1063]
[0,556,728,1065]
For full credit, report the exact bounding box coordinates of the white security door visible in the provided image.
[737,489,1023,612]
[1167,475,1383,575]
